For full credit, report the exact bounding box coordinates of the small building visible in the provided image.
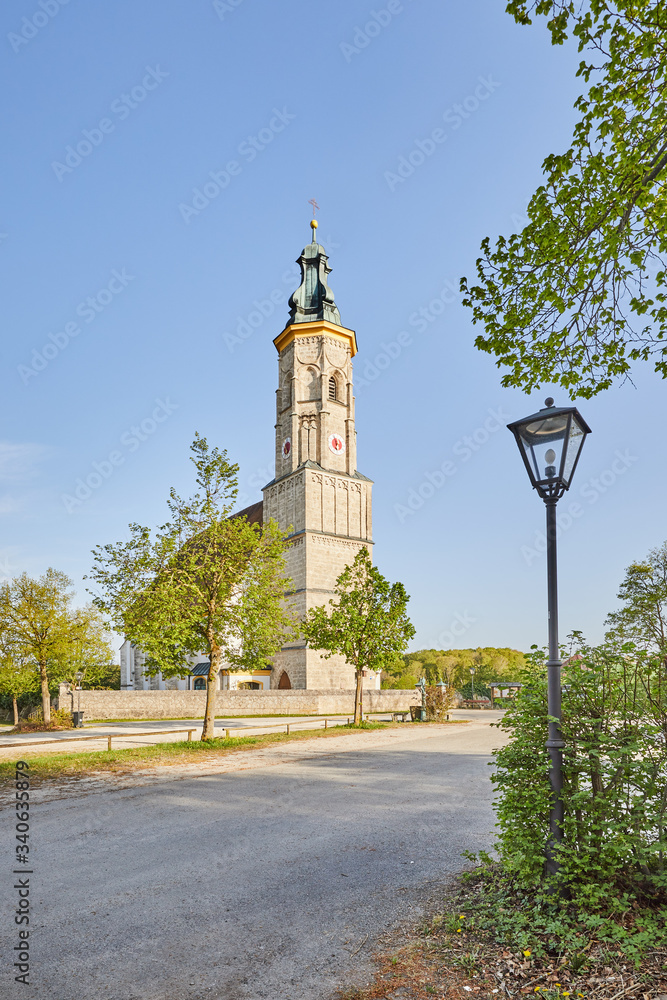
[188,661,271,691]
[488,682,523,700]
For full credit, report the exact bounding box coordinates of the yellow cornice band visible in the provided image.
[273,320,358,357]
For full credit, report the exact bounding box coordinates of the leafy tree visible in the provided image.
[53,604,118,692]
[303,547,415,724]
[461,1,667,398]
[0,569,76,724]
[0,636,38,725]
[606,540,667,661]
[89,435,296,740]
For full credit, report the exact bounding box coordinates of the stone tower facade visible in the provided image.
[263,224,374,689]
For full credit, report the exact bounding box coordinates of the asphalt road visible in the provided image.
[0,717,506,1000]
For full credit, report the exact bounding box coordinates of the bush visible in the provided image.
[487,638,667,958]
[425,684,455,720]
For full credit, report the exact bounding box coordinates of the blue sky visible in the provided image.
[1,0,662,657]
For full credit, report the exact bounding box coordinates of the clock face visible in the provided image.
[282,438,291,458]
[328,433,345,455]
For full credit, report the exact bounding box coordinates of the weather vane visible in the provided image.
[308,198,320,217]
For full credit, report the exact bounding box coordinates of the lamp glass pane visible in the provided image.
[516,434,540,485]
[561,414,586,486]
[517,413,568,485]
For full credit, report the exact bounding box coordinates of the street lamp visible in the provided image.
[75,670,84,727]
[507,397,591,882]
[469,667,475,701]
[415,678,426,721]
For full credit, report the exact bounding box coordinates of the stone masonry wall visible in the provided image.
[57,686,419,720]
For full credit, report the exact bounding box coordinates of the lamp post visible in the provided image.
[507,397,591,882]
[75,670,84,727]
[469,667,475,702]
[415,678,426,721]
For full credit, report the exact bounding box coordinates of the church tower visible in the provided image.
[262,221,374,689]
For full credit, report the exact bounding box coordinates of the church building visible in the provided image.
[120,222,377,693]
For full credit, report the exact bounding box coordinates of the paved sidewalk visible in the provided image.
[0,714,374,757]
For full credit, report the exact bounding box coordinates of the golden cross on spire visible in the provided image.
[308,199,320,240]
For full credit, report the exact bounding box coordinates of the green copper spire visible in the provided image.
[287,220,342,327]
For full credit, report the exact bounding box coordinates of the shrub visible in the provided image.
[425,684,455,721]
[487,638,667,958]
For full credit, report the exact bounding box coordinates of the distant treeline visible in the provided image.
[382,647,526,696]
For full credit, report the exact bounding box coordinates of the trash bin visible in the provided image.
[72,712,84,728]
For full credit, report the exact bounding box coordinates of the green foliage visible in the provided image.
[383,647,525,690]
[486,637,667,960]
[425,684,455,721]
[606,540,667,655]
[461,2,667,397]
[303,547,415,723]
[89,434,296,739]
[0,569,114,723]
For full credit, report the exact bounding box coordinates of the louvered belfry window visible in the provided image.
[328,376,337,400]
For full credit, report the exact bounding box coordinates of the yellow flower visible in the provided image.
[456,928,462,933]
[459,915,465,920]
[523,949,532,957]
[563,993,571,997]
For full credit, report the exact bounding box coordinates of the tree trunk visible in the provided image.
[354,668,364,725]
[39,660,51,725]
[202,647,221,740]
[12,696,18,727]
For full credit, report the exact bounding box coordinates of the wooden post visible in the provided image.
[107,735,112,751]
[187,730,194,741]
[225,728,230,740]
[324,718,327,729]
[286,724,290,734]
